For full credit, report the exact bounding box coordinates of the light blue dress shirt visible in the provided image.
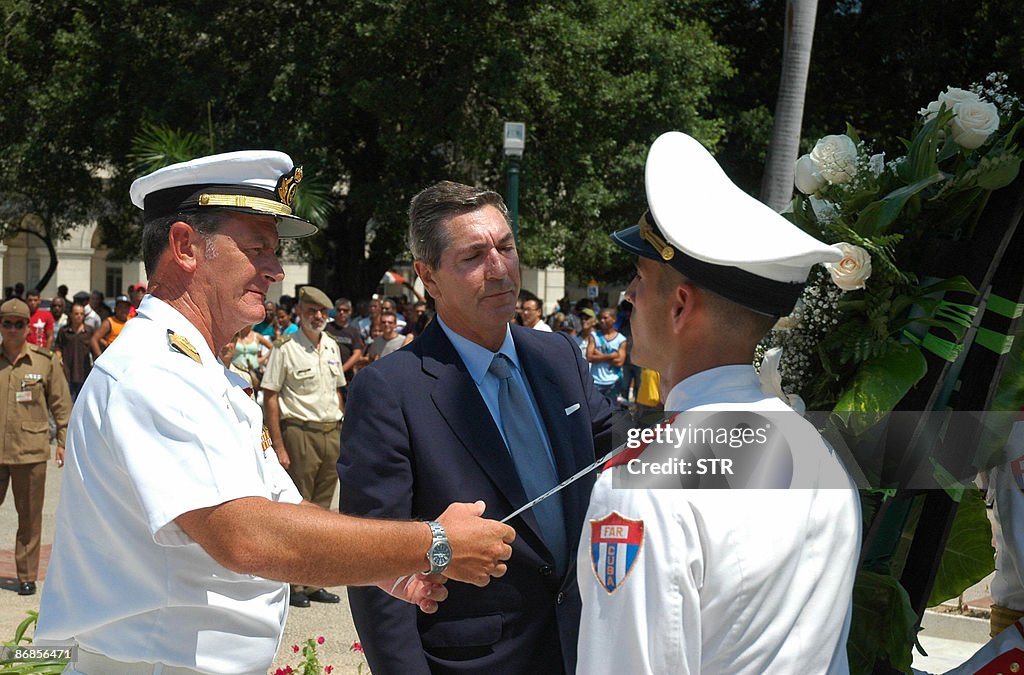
[436,316,559,472]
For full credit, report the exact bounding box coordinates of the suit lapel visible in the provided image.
[418,323,547,541]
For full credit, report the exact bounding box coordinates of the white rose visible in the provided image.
[951,99,1000,150]
[868,153,885,177]
[794,154,825,194]
[919,99,942,121]
[825,242,872,291]
[920,87,981,121]
[939,87,981,108]
[809,196,838,222]
[809,134,858,185]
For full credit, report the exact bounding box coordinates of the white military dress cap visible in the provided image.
[129,150,317,238]
[611,131,843,316]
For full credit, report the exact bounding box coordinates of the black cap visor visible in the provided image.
[610,221,803,317]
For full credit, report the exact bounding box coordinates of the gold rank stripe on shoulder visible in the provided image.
[167,329,202,365]
[274,334,292,347]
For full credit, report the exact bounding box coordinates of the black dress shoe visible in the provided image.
[306,588,340,603]
[289,591,310,608]
[18,582,36,596]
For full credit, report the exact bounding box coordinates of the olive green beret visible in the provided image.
[298,286,332,309]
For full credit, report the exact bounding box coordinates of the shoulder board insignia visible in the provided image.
[167,329,202,365]
[274,335,292,347]
[29,345,54,359]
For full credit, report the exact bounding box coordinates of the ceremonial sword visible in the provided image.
[501,441,626,524]
[500,413,677,524]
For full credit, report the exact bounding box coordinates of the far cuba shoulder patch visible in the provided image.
[590,512,644,594]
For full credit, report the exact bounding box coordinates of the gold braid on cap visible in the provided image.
[197,193,293,216]
[638,211,675,261]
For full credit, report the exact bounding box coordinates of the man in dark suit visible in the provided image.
[339,181,621,674]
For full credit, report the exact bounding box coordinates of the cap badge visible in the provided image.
[638,212,675,261]
[167,329,202,365]
[276,166,303,208]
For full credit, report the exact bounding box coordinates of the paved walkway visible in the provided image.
[0,453,1001,673]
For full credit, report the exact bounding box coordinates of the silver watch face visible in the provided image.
[430,542,452,568]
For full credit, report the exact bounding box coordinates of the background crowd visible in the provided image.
[218,287,663,416]
[0,275,658,601]
[0,277,664,410]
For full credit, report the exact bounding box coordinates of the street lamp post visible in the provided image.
[503,122,526,242]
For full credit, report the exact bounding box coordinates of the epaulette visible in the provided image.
[29,345,54,359]
[167,329,202,365]
[274,335,293,347]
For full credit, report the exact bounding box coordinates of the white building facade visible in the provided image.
[2,222,308,302]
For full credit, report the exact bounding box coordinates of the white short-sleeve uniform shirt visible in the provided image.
[990,425,1024,611]
[577,365,861,675]
[36,296,302,675]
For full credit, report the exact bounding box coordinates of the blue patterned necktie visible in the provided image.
[488,353,568,574]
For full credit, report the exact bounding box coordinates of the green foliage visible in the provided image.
[0,611,69,673]
[274,636,334,675]
[833,344,928,435]
[0,0,734,297]
[848,570,917,674]
[927,489,996,607]
[128,122,210,176]
[758,77,1020,671]
[764,79,1017,416]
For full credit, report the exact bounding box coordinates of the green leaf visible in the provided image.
[918,275,978,296]
[848,570,917,674]
[846,122,862,146]
[900,107,953,183]
[927,488,996,606]
[853,173,945,236]
[834,344,928,434]
[12,612,35,646]
[127,122,209,176]
[936,135,961,163]
[975,155,1021,190]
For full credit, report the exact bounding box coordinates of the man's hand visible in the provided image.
[275,445,290,469]
[378,573,449,614]
[55,446,65,468]
[436,501,514,587]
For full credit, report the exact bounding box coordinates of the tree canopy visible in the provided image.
[3,0,1024,298]
[0,0,732,298]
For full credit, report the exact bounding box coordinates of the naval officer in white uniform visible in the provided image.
[576,132,861,674]
[35,151,513,675]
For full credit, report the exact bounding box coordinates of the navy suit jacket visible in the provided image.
[339,320,621,675]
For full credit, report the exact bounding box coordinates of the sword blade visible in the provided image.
[500,442,625,524]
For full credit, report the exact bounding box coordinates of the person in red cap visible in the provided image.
[127,283,146,318]
[0,297,72,596]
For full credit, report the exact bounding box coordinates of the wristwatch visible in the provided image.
[424,520,452,575]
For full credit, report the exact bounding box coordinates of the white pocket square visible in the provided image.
[564,403,581,416]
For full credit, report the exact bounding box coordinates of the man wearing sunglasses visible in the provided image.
[0,298,72,596]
